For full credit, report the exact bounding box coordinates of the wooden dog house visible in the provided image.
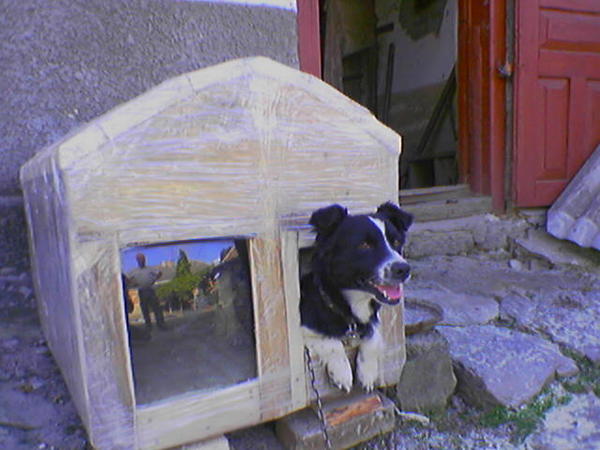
[20,57,404,449]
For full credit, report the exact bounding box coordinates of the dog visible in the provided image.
[300,202,413,392]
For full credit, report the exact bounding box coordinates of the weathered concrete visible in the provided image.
[1,0,299,196]
[395,330,457,413]
[525,394,600,450]
[547,144,600,250]
[437,325,578,409]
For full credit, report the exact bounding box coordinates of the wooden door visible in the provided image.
[514,0,600,207]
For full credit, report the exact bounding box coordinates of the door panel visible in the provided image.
[514,0,600,206]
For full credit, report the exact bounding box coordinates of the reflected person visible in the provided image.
[127,253,168,331]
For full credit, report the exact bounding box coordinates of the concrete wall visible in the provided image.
[375,0,457,95]
[0,0,299,268]
[374,0,457,187]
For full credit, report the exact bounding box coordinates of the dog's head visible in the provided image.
[309,202,413,305]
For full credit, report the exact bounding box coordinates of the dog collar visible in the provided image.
[317,283,370,340]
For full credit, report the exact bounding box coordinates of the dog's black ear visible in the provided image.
[309,204,348,237]
[377,202,413,231]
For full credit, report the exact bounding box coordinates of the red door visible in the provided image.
[514,0,600,207]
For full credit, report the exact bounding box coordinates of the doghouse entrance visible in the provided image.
[121,238,256,405]
[321,0,459,190]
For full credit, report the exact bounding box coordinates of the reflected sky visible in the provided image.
[121,239,234,271]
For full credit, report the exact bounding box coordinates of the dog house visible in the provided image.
[20,57,404,449]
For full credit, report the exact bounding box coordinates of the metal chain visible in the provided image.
[304,347,333,450]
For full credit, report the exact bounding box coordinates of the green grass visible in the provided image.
[561,349,600,398]
[478,391,572,442]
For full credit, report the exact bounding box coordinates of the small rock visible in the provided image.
[438,325,578,408]
[508,259,524,271]
[18,286,33,299]
[395,330,456,413]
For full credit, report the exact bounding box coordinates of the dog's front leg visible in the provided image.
[356,326,383,391]
[303,328,353,392]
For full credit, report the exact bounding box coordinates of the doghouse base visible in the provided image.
[275,391,395,449]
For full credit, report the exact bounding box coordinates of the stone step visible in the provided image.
[275,391,395,449]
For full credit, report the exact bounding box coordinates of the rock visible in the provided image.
[18,286,33,300]
[525,394,600,450]
[395,330,456,413]
[437,325,578,408]
[508,259,524,271]
[501,289,600,363]
[406,288,498,326]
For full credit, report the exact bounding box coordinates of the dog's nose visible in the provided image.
[390,261,410,281]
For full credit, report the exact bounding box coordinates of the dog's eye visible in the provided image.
[358,241,373,250]
[392,239,403,248]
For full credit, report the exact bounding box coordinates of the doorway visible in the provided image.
[320,0,460,190]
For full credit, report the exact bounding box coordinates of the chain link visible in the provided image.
[304,347,333,450]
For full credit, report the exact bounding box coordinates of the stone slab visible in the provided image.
[437,325,578,409]
[275,392,395,449]
[406,288,498,326]
[501,288,600,363]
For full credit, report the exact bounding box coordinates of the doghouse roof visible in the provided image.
[21,57,400,246]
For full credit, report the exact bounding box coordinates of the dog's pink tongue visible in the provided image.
[377,284,404,301]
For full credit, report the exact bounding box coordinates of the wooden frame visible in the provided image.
[458,0,509,211]
[20,57,403,449]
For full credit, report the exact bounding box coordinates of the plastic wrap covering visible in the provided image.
[19,57,403,449]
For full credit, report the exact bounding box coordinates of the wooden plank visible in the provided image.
[136,381,261,450]
[378,301,405,386]
[74,239,136,449]
[281,230,308,411]
[324,393,383,427]
[249,236,293,420]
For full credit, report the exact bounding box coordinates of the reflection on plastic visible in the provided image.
[121,238,256,405]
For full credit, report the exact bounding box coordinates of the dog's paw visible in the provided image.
[327,357,353,392]
[356,355,378,392]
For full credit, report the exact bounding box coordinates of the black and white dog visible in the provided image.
[300,202,413,392]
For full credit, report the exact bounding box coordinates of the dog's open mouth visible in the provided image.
[363,281,404,305]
